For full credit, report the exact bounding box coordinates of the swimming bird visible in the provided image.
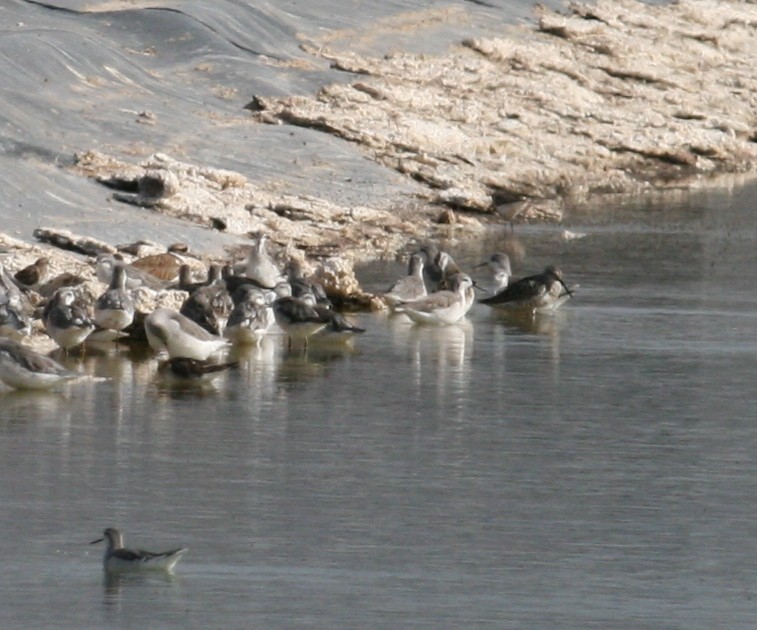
[144,307,230,360]
[479,265,574,314]
[224,285,274,345]
[42,288,95,351]
[382,253,427,308]
[89,528,188,573]
[0,337,81,390]
[394,273,475,325]
[272,296,327,347]
[94,262,135,333]
[474,252,512,294]
[245,234,285,289]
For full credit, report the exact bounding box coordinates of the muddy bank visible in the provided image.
[252,0,757,214]
[2,0,756,317]
[70,0,757,266]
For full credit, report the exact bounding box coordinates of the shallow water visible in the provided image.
[1,181,757,628]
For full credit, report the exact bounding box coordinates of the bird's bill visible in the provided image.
[558,278,574,297]
[89,537,104,545]
[472,281,489,294]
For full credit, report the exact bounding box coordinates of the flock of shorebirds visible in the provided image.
[0,235,575,396]
[2,235,574,573]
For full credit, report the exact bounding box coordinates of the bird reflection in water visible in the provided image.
[102,570,181,610]
[405,321,474,424]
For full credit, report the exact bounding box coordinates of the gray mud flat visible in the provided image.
[1,0,756,300]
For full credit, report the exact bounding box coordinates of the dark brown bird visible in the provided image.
[159,357,238,379]
[14,257,49,288]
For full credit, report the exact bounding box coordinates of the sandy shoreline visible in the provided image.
[2,0,756,339]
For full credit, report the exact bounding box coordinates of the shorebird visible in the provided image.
[42,288,94,351]
[287,259,330,307]
[479,265,574,314]
[129,251,183,283]
[158,357,239,382]
[382,253,427,308]
[13,256,49,288]
[0,293,31,338]
[272,296,327,347]
[474,253,512,294]
[170,263,223,294]
[301,292,366,343]
[179,273,233,336]
[245,234,285,289]
[224,285,274,345]
[433,251,463,291]
[394,273,475,325]
[144,307,230,360]
[96,254,165,291]
[94,262,135,332]
[417,243,443,287]
[89,528,188,573]
[0,338,81,390]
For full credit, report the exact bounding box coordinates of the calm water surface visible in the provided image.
[1,182,757,628]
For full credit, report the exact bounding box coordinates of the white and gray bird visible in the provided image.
[0,337,81,390]
[394,273,476,325]
[245,234,286,289]
[42,288,94,351]
[474,252,512,294]
[224,285,275,345]
[382,253,427,308]
[94,261,135,332]
[144,308,230,360]
[89,528,188,573]
[96,254,165,291]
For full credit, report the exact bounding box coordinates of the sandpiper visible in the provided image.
[129,251,183,282]
[272,296,327,346]
[474,252,512,294]
[301,292,366,343]
[479,265,574,314]
[245,234,285,289]
[42,288,95,351]
[287,259,330,307]
[224,285,274,345]
[145,307,230,360]
[94,262,135,332]
[180,273,233,336]
[89,528,188,573]
[13,256,49,288]
[0,337,81,390]
[0,290,31,339]
[382,253,427,308]
[96,254,165,291]
[434,251,463,291]
[394,273,475,325]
